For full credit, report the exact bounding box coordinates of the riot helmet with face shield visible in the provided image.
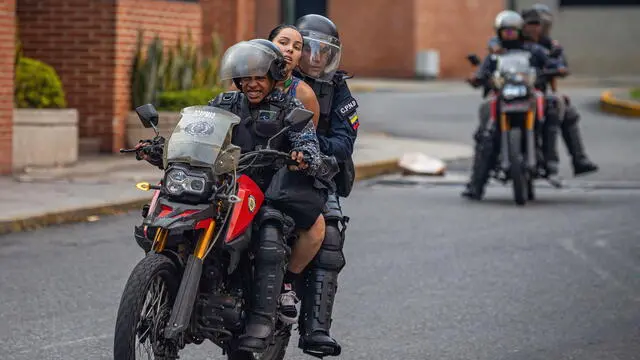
[219,40,287,91]
[294,14,342,82]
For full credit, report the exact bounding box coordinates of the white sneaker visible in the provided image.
[278,290,299,324]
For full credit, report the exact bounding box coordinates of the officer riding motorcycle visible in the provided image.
[462,10,565,200]
[292,14,359,357]
[135,38,332,354]
[521,4,599,176]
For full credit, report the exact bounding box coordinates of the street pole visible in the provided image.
[507,0,517,10]
[282,0,296,24]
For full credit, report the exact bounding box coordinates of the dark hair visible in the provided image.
[268,24,302,42]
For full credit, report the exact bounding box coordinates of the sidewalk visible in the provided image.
[0,132,472,235]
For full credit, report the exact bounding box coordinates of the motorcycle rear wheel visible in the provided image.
[114,253,180,360]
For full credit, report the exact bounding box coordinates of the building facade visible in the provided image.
[1,0,504,173]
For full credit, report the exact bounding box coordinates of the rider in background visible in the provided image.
[522,4,599,176]
[462,10,564,200]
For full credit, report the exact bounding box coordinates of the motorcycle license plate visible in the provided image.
[501,101,530,113]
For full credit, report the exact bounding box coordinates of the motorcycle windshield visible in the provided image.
[497,51,532,74]
[164,105,241,172]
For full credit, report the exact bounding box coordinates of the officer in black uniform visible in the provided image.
[135,39,328,354]
[292,14,359,358]
[462,11,564,200]
[522,4,598,176]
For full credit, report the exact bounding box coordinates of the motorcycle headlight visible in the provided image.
[164,168,209,196]
[502,83,528,100]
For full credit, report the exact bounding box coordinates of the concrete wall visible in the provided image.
[516,0,640,75]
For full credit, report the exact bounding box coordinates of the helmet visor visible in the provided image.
[219,42,278,81]
[297,31,342,81]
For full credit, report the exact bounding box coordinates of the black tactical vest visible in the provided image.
[211,90,293,153]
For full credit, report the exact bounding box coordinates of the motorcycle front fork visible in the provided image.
[493,109,539,182]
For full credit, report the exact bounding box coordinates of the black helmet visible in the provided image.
[295,14,339,39]
[219,39,287,90]
[521,8,542,24]
[531,3,553,34]
[294,14,342,81]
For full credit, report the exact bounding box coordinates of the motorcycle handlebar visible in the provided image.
[238,149,299,167]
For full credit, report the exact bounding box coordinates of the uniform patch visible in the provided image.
[257,110,277,122]
[337,97,358,116]
[348,113,359,130]
[336,96,359,131]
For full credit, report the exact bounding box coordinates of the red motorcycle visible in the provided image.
[114,103,315,360]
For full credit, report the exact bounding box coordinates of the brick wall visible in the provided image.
[17,0,118,152]
[18,0,202,153]
[329,0,416,78]
[415,0,504,78]
[329,0,503,78]
[0,0,15,174]
[114,0,202,151]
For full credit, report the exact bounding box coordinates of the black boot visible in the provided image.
[299,269,342,357]
[542,117,562,188]
[562,122,599,176]
[238,223,287,353]
[461,135,497,200]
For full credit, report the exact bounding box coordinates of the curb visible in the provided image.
[600,90,640,118]
[349,84,377,93]
[0,160,403,236]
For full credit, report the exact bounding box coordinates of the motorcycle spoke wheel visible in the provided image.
[114,254,179,360]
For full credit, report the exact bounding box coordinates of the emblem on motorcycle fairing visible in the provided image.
[184,120,215,136]
[247,195,256,213]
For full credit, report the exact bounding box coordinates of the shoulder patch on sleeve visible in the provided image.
[335,96,359,131]
[337,96,358,116]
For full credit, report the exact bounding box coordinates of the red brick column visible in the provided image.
[0,0,15,174]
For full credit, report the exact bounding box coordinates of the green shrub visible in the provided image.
[156,87,224,111]
[131,29,224,110]
[630,88,640,100]
[14,57,67,109]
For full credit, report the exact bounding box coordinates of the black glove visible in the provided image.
[135,136,165,169]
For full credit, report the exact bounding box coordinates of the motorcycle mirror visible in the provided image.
[284,107,314,131]
[467,53,481,67]
[135,104,160,136]
[266,108,314,149]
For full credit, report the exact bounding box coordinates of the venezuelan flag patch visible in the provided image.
[349,113,359,130]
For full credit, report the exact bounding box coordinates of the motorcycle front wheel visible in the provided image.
[114,253,180,360]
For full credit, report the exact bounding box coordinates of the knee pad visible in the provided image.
[312,223,345,272]
[255,223,287,264]
[256,205,285,228]
[322,194,343,222]
[564,104,580,126]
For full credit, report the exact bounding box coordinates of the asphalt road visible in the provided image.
[1,87,640,360]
